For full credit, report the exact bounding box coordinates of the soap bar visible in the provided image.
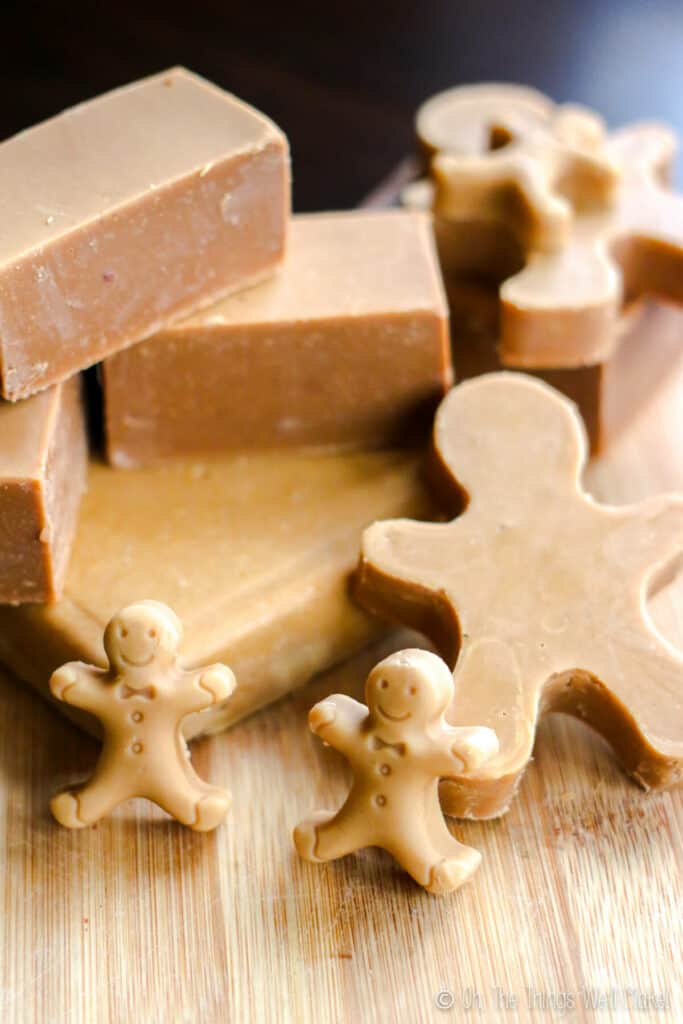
[0,450,432,736]
[446,278,683,453]
[103,211,450,465]
[410,83,683,368]
[0,377,87,603]
[356,374,683,819]
[0,67,289,400]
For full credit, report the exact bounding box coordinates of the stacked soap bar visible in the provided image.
[0,66,290,603]
[0,450,433,736]
[0,68,451,736]
[404,83,683,452]
[104,210,450,465]
[0,380,86,602]
[0,67,289,400]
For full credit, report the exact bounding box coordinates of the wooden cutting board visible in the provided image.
[1,366,682,1024]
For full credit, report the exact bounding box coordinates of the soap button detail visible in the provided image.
[131,711,144,723]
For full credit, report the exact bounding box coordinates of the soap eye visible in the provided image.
[120,627,128,638]
[408,686,417,696]
[148,628,157,638]
[379,679,388,690]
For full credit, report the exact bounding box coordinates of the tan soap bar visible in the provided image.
[103,211,451,465]
[0,377,87,603]
[0,449,432,736]
[356,374,683,819]
[409,83,683,369]
[0,67,289,400]
[446,278,683,453]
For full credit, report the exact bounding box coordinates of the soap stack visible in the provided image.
[0,68,451,731]
[402,83,683,453]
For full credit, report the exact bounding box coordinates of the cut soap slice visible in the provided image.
[0,450,431,736]
[0,377,87,602]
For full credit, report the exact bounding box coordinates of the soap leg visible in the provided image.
[149,774,231,832]
[425,847,482,895]
[51,775,131,828]
[384,825,444,889]
[427,804,483,891]
[294,805,365,863]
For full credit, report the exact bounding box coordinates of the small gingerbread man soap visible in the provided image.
[294,649,498,894]
[50,600,235,831]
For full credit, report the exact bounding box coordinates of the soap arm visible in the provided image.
[186,664,237,712]
[308,694,367,756]
[625,496,683,584]
[49,662,107,714]
[428,725,499,776]
[356,520,463,664]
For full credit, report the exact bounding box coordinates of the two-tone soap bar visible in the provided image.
[103,210,451,465]
[0,66,289,400]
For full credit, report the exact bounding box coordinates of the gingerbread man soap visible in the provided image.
[294,649,498,894]
[356,374,683,819]
[50,600,235,830]
[413,83,683,369]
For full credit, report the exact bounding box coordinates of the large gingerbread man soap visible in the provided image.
[355,374,683,819]
[50,600,235,830]
[294,649,498,894]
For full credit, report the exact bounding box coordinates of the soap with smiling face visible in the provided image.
[294,648,498,895]
[104,601,182,679]
[49,600,236,830]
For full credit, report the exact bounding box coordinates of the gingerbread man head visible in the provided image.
[366,649,454,739]
[433,370,585,512]
[104,600,183,682]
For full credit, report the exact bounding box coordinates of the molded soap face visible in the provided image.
[366,649,454,731]
[104,600,183,678]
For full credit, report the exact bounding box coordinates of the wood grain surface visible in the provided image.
[1,366,682,1023]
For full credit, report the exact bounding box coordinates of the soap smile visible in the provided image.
[120,650,157,668]
[377,705,411,722]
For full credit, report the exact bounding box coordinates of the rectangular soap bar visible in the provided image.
[0,67,289,400]
[447,279,683,453]
[103,210,451,466]
[0,449,432,736]
[0,377,87,603]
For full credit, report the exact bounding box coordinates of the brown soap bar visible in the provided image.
[0,67,289,400]
[356,374,683,819]
[0,377,87,603]
[446,277,683,453]
[103,211,451,465]
[0,449,432,736]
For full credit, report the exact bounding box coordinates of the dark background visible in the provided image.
[4,0,683,208]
